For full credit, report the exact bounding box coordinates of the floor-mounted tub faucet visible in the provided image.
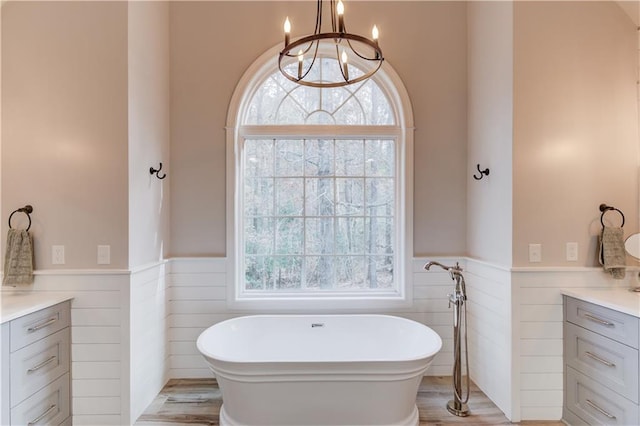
[424,260,470,417]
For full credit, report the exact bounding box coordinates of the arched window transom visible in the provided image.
[244,58,395,126]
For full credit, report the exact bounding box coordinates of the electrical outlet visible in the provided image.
[52,245,65,265]
[566,242,578,262]
[97,245,111,265]
[529,243,542,263]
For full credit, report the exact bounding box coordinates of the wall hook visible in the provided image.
[150,163,166,180]
[473,164,490,180]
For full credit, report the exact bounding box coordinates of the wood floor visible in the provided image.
[135,377,565,426]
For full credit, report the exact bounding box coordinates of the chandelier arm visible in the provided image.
[282,37,317,58]
[281,0,322,59]
[280,59,382,88]
[316,0,322,35]
[280,70,379,88]
[330,0,337,33]
[335,44,348,83]
[282,33,379,55]
[345,38,383,61]
[301,41,317,57]
[279,33,383,88]
[299,39,321,82]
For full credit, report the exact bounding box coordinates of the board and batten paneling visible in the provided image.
[129,262,170,423]
[512,267,638,421]
[1,271,129,425]
[0,262,170,425]
[166,257,462,379]
[465,259,514,421]
[4,258,629,424]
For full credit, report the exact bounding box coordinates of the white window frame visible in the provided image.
[226,45,414,311]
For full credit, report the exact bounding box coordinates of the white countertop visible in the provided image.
[1,291,74,324]
[562,287,640,318]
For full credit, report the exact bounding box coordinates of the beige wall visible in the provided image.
[128,1,171,269]
[467,1,514,266]
[513,1,639,267]
[168,1,468,257]
[2,1,638,269]
[1,1,129,269]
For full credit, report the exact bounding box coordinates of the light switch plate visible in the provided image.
[529,243,542,263]
[97,245,110,265]
[52,245,65,265]
[566,242,578,262]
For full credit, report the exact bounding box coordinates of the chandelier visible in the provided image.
[278,0,384,88]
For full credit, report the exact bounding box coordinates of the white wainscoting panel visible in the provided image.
[129,262,169,423]
[1,271,129,425]
[167,258,230,378]
[5,258,627,423]
[511,267,634,421]
[167,257,462,379]
[1,264,170,425]
[464,259,513,421]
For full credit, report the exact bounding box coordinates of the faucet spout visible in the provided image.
[424,261,462,273]
[424,261,466,300]
[424,261,449,271]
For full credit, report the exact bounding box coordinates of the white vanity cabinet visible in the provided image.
[1,300,71,426]
[563,295,640,425]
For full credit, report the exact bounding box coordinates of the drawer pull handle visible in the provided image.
[27,404,57,425]
[585,399,616,420]
[27,317,57,332]
[584,313,614,327]
[27,356,57,373]
[585,351,616,367]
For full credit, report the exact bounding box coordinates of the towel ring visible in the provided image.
[8,205,33,232]
[599,203,625,228]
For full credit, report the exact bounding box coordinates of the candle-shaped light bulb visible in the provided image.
[341,49,349,81]
[284,17,291,46]
[297,50,304,80]
[372,25,380,59]
[337,0,345,32]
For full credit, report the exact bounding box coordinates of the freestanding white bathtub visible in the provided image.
[196,314,442,426]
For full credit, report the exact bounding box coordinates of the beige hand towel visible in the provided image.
[3,229,34,286]
[599,226,626,280]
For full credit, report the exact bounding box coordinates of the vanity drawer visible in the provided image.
[10,327,70,407]
[566,366,639,425]
[10,372,70,426]
[10,301,70,351]
[565,322,638,403]
[565,297,638,348]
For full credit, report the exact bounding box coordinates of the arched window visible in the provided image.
[245,57,394,126]
[226,46,414,310]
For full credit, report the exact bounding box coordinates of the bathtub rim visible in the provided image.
[196,313,443,364]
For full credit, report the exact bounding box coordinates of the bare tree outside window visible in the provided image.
[241,57,397,294]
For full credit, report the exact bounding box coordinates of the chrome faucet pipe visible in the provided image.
[424,260,470,417]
